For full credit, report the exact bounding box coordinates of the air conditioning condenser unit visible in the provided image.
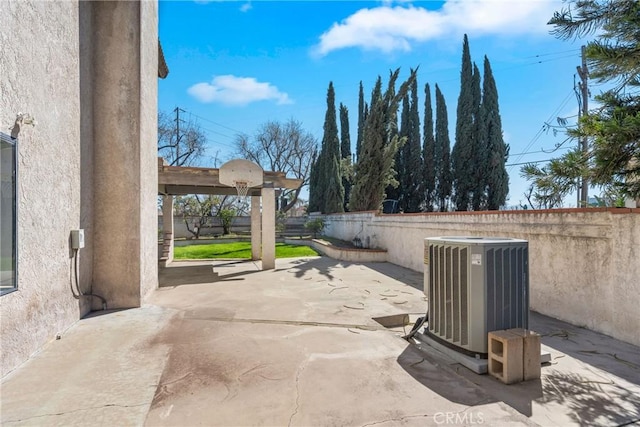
[424,236,529,357]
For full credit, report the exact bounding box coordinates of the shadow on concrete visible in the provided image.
[396,344,496,407]
[399,311,640,424]
[82,308,131,319]
[364,262,424,291]
[540,370,640,425]
[533,311,640,425]
[275,256,344,281]
[276,257,425,293]
[159,263,261,287]
[397,336,548,419]
[532,311,640,388]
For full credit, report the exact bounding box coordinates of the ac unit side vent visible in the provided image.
[445,246,452,340]
[486,247,529,332]
[452,247,460,343]
[460,247,468,346]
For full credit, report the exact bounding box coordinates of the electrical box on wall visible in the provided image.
[71,229,85,249]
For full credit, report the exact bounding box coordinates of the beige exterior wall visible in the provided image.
[92,1,158,308]
[0,0,87,379]
[323,209,640,347]
[139,0,160,303]
[0,0,159,377]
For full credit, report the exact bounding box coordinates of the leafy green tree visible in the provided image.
[173,195,215,239]
[349,69,417,212]
[423,83,436,211]
[304,218,325,239]
[539,0,640,199]
[174,195,241,238]
[218,208,235,235]
[482,56,509,209]
[339,103,352,211]
[452,34,475,211]
[520,149,586,208]
[435,85,453,211]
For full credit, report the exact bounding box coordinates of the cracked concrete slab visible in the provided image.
[0,306,174,426]
[2,257,639,426]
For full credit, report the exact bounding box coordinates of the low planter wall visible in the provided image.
[285,238,387,263]
[322,208,640,347]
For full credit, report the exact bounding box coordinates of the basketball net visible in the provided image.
[234,180,249,198]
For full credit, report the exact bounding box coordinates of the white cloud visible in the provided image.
[239,2,252,12]
[188,75,293,106]
[314,1,562,56]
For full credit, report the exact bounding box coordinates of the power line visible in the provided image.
[508,89,575,172]
[414,52,580,84]
[198,124,235,140]
[506,159,553,167]
[188,111,246,135]
[522,48,582,59]
[509,144,570,157]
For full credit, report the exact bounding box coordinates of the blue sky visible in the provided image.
[158,0,594,208]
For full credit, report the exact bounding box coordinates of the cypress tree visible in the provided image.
[387,94,409,204]
[396,71,423,213]
[356,82,365,161]
[435,85,452,211]
[483,56,509,209]
[320,82,344,213]
[339,103,352,211]
[423,83,436,211]
[405,70,423,213]
[350,69,416,212]
[452,34,474,211]
[307,152,321,212]
[470,62,487,210]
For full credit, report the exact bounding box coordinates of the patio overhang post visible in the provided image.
[160,195,174,266]
[261,183,276,270]
[251,195,261,261]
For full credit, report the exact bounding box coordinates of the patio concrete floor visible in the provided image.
[1,257,639,426]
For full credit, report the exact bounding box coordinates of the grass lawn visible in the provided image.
[174,241,318,260]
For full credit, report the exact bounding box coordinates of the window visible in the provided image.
[1,132,17,295]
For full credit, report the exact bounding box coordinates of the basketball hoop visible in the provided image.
[234,180,249,198]
[219,159,263,199]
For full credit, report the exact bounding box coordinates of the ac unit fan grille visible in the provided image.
[429,245,469,346]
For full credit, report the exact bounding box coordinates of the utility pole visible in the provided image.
[576,46,589,206]
[174,107,185,166]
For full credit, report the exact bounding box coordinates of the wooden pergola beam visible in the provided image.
[157,157,302,196]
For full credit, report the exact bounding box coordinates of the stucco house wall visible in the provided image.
[0,0,159,378]
[323,209,640,347]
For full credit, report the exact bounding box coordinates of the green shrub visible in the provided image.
[304,218,325,238]
[218,209,235,235]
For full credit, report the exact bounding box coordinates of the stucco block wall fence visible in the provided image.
[159,216,309,239]
[322,208,640,347]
